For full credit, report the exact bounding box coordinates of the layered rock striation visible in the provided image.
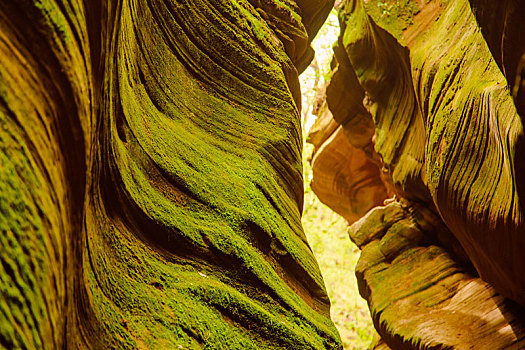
[308,0,525,348]
[0,0,341,348]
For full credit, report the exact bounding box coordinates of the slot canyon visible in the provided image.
[1,0,524,348]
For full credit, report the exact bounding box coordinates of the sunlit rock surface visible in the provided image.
[309,0,525,348]
[0,0,342,348]
[307,44,390,224]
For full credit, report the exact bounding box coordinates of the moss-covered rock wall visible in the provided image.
[0,0,342,348]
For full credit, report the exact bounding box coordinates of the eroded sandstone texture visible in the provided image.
[0,0,342,348]
[309,0,525,348]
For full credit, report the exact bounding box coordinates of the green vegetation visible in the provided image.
[363,0,421,39]
[299,10,339,128]
[299,9,375,350]
[302,144,374,349]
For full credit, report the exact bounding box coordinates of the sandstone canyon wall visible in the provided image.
[0,0,342,348]
[2,0,525,349]
[309,0,525,348]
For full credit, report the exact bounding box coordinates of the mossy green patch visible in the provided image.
[82,0,341,348]
[363,0,421,40]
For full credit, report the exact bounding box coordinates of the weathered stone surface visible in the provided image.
[339,0,525,308]
[310,0,525,348]
[309,104,388,223]
[0,0,342,348]
[350,201,525,349]
[371,339,393,350]
[467,0,525,116]
[307,43,389,224]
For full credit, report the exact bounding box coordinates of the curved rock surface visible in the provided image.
[351,201,525,349]
[0,0,341,348]
[307,44,390,224]
[309,0,525,348]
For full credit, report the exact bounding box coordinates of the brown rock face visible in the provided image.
[308,44,390,224]
[308,103,388,223]
[467,0,525,116]
[351,201,525,349]
[3,0,525,347]
[309,0,525,348]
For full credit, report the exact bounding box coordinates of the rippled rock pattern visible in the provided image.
[0,0,342,348]
[309,0,525,348]
[307,53,389,223]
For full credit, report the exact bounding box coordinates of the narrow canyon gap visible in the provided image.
[307,0,525,348]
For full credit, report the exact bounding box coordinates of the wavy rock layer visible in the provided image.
[0,0,341,348]
[310,0,525,348]
[342,0,525,307]
[351,202,525,349]
[307,44,389,224]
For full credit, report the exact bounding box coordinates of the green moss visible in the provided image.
[81,0,341,348]
[363,0,421,40]
[0,0,342,347]
[0,114,53,349]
